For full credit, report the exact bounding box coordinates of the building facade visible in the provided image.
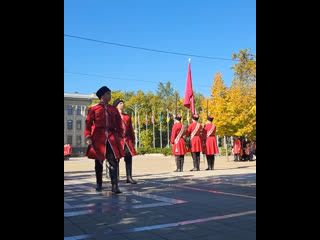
[64,92,98,156]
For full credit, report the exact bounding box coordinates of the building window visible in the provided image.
[76,120,81,130]
[68,106,73,115]
[67,136,72,145]
[77,107,81,115]
[67,120,73,129]
[76,136,81,145]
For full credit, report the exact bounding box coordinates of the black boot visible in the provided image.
[95,160,103,191]
[190,158,197,171]
[126,171,137,184]
[196,155,200,171]
[205,156,210,170]
[112,181,121,194]
[95,184,102,191]
[109,159,121,193]
[210,156,215,170]
[180,157,184,172]
[174,157,180,172]
[126,160,137,184]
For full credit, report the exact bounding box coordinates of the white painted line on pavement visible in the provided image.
[64,210,256,240]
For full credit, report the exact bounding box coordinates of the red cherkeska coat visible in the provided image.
[233,139,241,154]
[186,122,203,152]
[120,112,136,156]
[201,123,219,155]
[170,122,187,155]
[84,102,125,161]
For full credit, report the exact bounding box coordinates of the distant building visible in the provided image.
[64,92,98,156]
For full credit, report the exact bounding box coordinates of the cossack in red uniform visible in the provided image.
[201,123,219,155]
[186,122,203,152]
[120,112,136,156]
[186,115,202,171]
[84,102,125,161]
[170,122,187,155]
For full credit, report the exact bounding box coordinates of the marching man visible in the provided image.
[84,86,125,193]
[113,98,137,184]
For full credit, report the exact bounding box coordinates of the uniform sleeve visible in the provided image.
[84,107,94,139]
[114,110,124,137]
[128,116,135,142]
[170,125,176,144]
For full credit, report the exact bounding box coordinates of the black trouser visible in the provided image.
[175,155,184,171]
[234,154,239,161]
[95,142,119,185]
[191,152,200,170]
[206,155,215,170]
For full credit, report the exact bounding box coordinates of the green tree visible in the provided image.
[231,48,256,83]
[156,81,174,100]
[140,130,153,148]
[156,81,175,112]
[194,91,204,118]
[110,91,125,106]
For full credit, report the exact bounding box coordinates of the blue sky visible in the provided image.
[64,0,256,98]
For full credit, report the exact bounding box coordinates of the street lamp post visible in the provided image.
[128,104,143,149]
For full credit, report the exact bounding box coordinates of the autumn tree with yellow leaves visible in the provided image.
[201,49,256,140]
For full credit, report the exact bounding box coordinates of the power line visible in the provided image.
[64,71,156,83]
[64,71,213,88]
[64,34,236,61]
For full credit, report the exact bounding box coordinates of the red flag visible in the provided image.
[184,62,195,114]
[145,113,148,124]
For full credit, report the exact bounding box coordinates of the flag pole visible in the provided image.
[175,93,177,116]
[152,111,155,148]
[160,112,162,148]
[207,98,209,117]
[138,112,141,148]
[188,59,190,124]
[167,109,169,148]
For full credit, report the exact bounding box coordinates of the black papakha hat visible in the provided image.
[175,114,182,121]
[96,86,111,99]
[112,98,124,107]
[207,116,214,122]
[192,114,199,120]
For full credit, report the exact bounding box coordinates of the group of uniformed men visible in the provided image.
[170,114,219,172]
[84,86,219,194]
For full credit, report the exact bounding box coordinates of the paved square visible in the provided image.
[64,154,256,240]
